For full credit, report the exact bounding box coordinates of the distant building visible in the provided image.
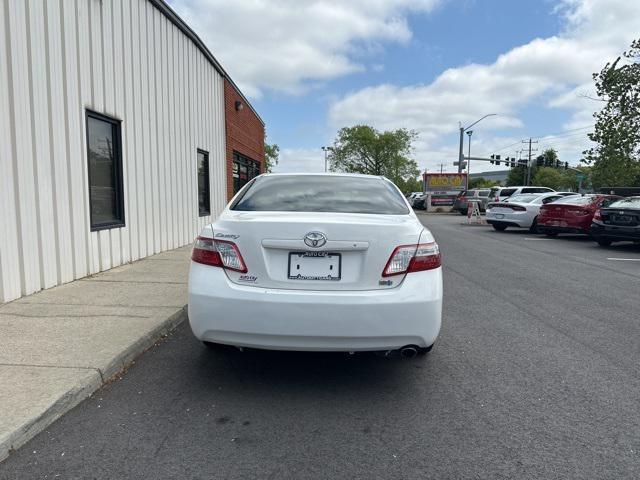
[469,170,510,185]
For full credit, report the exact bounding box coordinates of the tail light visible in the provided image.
[510,205,526,211]
[593,209,602,221]
[383,243,441,277]
[191,236,247,273]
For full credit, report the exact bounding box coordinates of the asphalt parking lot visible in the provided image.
[2,214,639,479]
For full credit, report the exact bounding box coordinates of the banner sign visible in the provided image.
[423,173,467,195]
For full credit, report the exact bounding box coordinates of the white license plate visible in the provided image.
[288,252,341,281]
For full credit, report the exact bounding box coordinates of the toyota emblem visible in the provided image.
[304,232,327,248]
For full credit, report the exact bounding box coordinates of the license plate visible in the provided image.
[495,213,504,219]
[288,252,341,281]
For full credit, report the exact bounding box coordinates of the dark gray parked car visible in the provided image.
[453,189,491,215]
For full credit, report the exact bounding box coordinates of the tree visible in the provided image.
[468,177,501,189]
[264,140,279,173]
[532,167,571,190]
[328,125,420,186]
[506,166,527,186]
[583,38,640,189]
[396,176,423,194]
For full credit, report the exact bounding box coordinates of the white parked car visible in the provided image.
[486,192,577,232]
[406,191,424,206]
[188,173,443,358]
[487,186,555,203]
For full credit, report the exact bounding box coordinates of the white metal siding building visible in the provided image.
[0,0,236,303]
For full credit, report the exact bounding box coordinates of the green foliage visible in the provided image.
[583,39,640,188]
[532,167,572,190]
[506,166,527,186]
[328,125,420,186]
[396,176,423,195]
[264,140,279,173]
[468,177,501,189]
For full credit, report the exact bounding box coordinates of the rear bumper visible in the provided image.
[537,218,590,234]
[188,262,442,351]
[590,222,640,241]
[486,211,531,228]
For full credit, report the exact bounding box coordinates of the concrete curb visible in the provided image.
[0,306,187,462]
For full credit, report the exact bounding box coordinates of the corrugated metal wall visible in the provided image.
[0,0,227,303]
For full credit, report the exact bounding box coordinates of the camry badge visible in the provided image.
[304,232,327,248]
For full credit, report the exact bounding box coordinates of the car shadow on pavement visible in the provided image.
[190,340,438,396]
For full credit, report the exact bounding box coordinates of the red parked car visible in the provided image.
[537,194,622,236]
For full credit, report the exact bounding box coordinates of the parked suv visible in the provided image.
[488,186,555,203]
[453,189,491,215]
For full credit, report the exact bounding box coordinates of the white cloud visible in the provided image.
[328,0,640,171]
[273,147,328,173]
[170,0,439,97]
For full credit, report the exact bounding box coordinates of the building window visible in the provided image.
[233,151,260,194]
[197,149,211,216]
[86,110,125,231]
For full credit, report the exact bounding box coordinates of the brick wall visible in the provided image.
[224,79,265,199]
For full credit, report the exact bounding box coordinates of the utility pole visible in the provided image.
[522,138,538,186]
[457,125,465,173]
[438,163,445,173]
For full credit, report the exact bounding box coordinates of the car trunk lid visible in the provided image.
[212,211,426,291]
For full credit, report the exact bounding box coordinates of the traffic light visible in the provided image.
[518,159,527,167]
[495,154,501,166]
[490,154,495,165]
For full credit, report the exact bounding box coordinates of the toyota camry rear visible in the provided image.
[188,173,443,355]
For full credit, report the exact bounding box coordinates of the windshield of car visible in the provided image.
[552,195,597,205]
[507,194,540,203]
[608,197,640,209]
[231,175,410,214]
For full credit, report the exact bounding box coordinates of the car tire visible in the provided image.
[492,224,507,231]
[203,341,222,350]
[596,238,613,247]
[529,218,539,234]
[545,232,558,237]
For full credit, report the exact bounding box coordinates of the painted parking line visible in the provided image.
[524,238,553,241]
[607,258,640,262]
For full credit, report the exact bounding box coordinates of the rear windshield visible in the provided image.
[507,194,540,203]
[608,197,640,209]
[478,190,490,197]
[552,195,597,205]
[231,175,410,214]
[500,188,517,197]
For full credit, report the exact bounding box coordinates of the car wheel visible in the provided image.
[529,217,539,234]
[492,224,507,231]
[596,238,612,247]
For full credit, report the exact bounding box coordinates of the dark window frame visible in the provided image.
[232,151,261,194]
[197,149,211,217]
[85,110,125,232]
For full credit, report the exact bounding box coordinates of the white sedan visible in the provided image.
[486,192,576,232]
[188,173,443,358]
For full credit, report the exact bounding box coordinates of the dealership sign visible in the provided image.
[423,173,467,195]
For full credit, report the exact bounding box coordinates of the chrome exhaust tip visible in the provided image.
[399,346,418,359]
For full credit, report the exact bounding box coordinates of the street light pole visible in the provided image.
[466,130,473,188]
[321,146,328,172]
[457,114,497,173]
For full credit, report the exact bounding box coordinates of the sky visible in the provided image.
[169,0,640,176]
